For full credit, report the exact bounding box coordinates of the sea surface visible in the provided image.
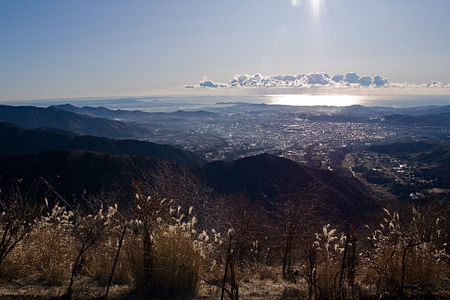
[1,94,449,112]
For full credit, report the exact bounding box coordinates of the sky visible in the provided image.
[1,0,450,100]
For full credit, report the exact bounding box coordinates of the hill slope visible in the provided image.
[0,122,205,166]
[369,141,450,188]
[0,150,204,208]
[51,103,218,122]
[0,151,378,224]
[0,104,149,139]
[202,153,377,221]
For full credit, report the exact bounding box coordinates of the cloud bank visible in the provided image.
[186,72,450,91]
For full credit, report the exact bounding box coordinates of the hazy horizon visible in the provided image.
[1,94,449,113]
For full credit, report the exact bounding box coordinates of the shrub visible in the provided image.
[0,187,42,271]
[16,204,77,285]
[361,206,449,298]
[127,196,222,300]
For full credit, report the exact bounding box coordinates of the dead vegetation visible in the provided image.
[0,187,448,300]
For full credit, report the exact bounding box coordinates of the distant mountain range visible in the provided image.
[51,103,218,122]
[0,122,205,166]
[4,102,445,132]
[0,104,150,139]
[336,104,450,117]
[51,103,450,127]
[378,113,450,127]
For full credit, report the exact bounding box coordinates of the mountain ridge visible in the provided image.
[50,103,218,122]
[0,149,378,224]
[0,104,149,139]
[0,122,205,166]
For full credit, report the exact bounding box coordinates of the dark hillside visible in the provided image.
[379,113,450,127]
[202,153,377,221]
[0,104,149,139]
[0,150,378,224]
[0,122,205,166]
[0,150,203,209]
[369,141,450,189]
[369,141,450,165]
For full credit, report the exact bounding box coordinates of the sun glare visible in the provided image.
[310,0,323,19]
[270,94,360,107]
[290,0,302,7]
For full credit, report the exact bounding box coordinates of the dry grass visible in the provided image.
[5,227,76,286]
[197,274,302,300]
[0,198,448,300]
[148,228,203,299]
[255,265,279,282]
[359,206,450,298]
[0,277,131,300]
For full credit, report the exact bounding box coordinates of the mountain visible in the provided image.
[410,105,450,115]
[51,103,218,122]
[202,153,377,221]
[50,104,150,121]
[0,122,205,166]
[369,141,450,188]
[0,104,149,139]
[0,150,378,224]
[378,113,450,127]
[336,104,450,118]
[0,150,201,208]
[369,141,450,164]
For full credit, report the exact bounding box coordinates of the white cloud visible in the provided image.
[186,72,450,91]
[197,78,224,88]
[359,76,372,87]
[344,73,360,84]
[306,73,330,85]
[373,75,387,87]
[332,74,344,83]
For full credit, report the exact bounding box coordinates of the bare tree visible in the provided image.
[63,203,119,299]
[0,184,42,267]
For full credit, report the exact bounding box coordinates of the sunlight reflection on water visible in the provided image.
[270,94,362,107]
[2,94,448,112]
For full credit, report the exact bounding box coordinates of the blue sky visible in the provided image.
[1,0,450,100]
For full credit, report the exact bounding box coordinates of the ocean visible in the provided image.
[1,94,449,112]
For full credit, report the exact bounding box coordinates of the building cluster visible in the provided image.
[140,110,447,168]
